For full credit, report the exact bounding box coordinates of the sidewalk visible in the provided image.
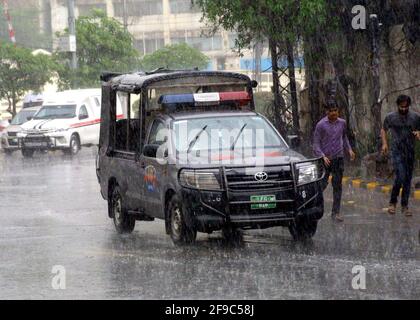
[331,175,420,201]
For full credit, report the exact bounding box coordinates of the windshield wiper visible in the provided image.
[186,125,208,154]
[230,123,247,151]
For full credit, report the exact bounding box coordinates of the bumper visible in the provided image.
[180,183,324,232]
[18,133,70,150]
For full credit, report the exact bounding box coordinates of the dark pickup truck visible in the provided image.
[96,70,325,244]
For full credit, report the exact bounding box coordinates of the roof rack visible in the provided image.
[145,67,199,75]
[100,71,123,82]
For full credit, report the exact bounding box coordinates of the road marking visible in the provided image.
[366,182,378,190]
[381,185,392,193]
[352,179,362,187]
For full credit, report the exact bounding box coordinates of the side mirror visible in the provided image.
[26,116,32,121]
[79,114,89,120]
[143,144,159,158]
[251,80,258,88]
[287,135,300,148]
[7,119,11,124]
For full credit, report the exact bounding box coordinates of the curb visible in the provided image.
[328,176,420,200]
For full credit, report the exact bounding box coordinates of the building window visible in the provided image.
[145,38,165,54]
[216,57,226,70]
[170,30,186,44]
[114,0,163,17]
[77,4,107,16]
[169,0,199,14]
[135,34,164,55]
[185,31,223,52]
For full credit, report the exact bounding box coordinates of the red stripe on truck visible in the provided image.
[70,114,124,128]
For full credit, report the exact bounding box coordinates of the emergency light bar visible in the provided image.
[158,91,251,109]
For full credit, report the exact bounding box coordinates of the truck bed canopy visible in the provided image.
[101,70,253,93]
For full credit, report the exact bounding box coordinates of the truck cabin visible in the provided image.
[99,70,257,156]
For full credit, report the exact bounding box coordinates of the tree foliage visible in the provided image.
[194,0,328,51]
[0,42,58,116]
[139,43,210,71]
[54,10,140,88]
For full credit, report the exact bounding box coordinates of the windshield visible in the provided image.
[33,105,77,119]
[11,110,37,125]
[172,115,288,155]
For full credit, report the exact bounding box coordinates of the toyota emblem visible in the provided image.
[254,172,268,181]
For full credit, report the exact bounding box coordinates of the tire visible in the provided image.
[288,217,318,241]
[21,148,34,158]
[222,226,243,243]
[109,185,135,234]
[64,134,80,156]
[167,194,196,245]
[4,149,13,156]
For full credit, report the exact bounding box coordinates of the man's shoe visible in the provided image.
[331,214,344,222]
[388,203,396,214]
[402,207,412,217]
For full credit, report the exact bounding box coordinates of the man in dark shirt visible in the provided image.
[313,102,356,222]
[381,95,420,216]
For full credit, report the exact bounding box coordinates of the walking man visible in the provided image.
[313,102,356,222]
[381,95,420,216]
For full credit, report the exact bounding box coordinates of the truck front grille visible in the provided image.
[225,166,294,191]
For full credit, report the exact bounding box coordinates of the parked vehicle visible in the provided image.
[1,106,42,155]
[96,70,325,244]
[22,93,44,109]
[18,89,102,157]
[0,116,10,152]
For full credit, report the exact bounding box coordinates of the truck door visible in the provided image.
[139,119,167,218]
[77,104,90,144]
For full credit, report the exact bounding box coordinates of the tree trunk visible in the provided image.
[369,15,382,152]
[269,38,287,137]
[286,40,299,135]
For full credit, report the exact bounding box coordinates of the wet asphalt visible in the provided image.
[0,148,419,299]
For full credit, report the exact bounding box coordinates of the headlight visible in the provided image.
[296,163,318,185]
[179,169,222,190]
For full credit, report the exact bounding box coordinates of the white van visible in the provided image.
[18,89,102,157]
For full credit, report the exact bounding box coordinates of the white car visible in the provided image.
[1,106,42,155]
[0,117,10,153]
[18,89,102,157]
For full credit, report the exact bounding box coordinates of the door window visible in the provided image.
[148,120,166,145]
[79,105,89,118]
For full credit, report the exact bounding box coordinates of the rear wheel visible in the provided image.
[21,148,34,158]
[4,149,13,156]
[109,185,135,234]
[168,194,196,245]
[288,217,318,241]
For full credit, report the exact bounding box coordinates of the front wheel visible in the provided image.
[168,194,196,245]
[63,134,80,156]
[4,149,13,156]
[288,217,318,241]
[109,185,135,234]
[21,148,34,158]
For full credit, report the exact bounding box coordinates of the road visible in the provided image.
[0,148,419,299]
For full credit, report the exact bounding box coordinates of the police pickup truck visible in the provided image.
[96,70,325,244]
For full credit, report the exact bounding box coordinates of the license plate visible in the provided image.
[250,195,276,210]
[24,142,47,147]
